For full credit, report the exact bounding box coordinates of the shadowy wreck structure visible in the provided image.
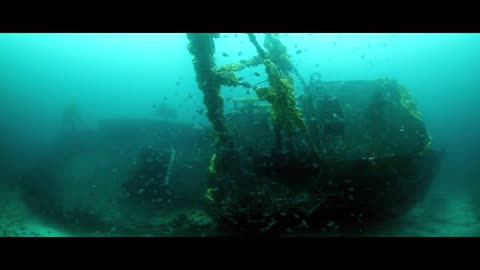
[17,34,443,236]
[187,33,442,235]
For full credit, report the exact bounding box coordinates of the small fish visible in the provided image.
[238,51,243,56]
[196,108,204,115]
[238,77,244,81]
[333,41,337,46]
[361,54,364,60]
[176,82,181,86]
[223,35,229,38]
[368,42,371,48]
[226,97,232,101]
[253,72,261,77]
[235,34,238,38]
[296,49,303,54]
[241,82,252,88]
[301,220,309,228]
[222,52,229,57]
[163,97,168,100]
[315,64,320,67]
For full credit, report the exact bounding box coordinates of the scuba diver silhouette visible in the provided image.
[62,102,81,132]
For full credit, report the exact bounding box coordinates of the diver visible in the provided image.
[152,102,178,122]
[62,102,81,133]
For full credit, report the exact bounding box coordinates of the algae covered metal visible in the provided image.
[187,33,441,234]
[16,34,442,236]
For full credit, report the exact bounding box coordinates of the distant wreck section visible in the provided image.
[19,119,215,235]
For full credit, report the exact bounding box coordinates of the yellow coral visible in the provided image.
[204,188,216,203]
[264,33,294,74]
[187,34,232,162]
[398,85,423,121]
[419,133,433,155]
[262,59,307,133]
[208,154,217,175]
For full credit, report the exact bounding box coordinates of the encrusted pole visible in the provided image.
[186,34,266,173]
[186,34,227,145]
[248,33,320,158]
[187,33,320,191]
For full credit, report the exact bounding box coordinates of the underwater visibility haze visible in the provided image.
[0,33,479,236]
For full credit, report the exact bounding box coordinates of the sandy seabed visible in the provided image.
[1,176,479,237]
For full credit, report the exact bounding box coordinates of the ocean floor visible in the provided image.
[365,167,480,237]
[0,183,70,237]
[365,191,480,236]
[2,176,480,237]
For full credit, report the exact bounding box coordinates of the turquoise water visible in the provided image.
[1,33,479,236]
